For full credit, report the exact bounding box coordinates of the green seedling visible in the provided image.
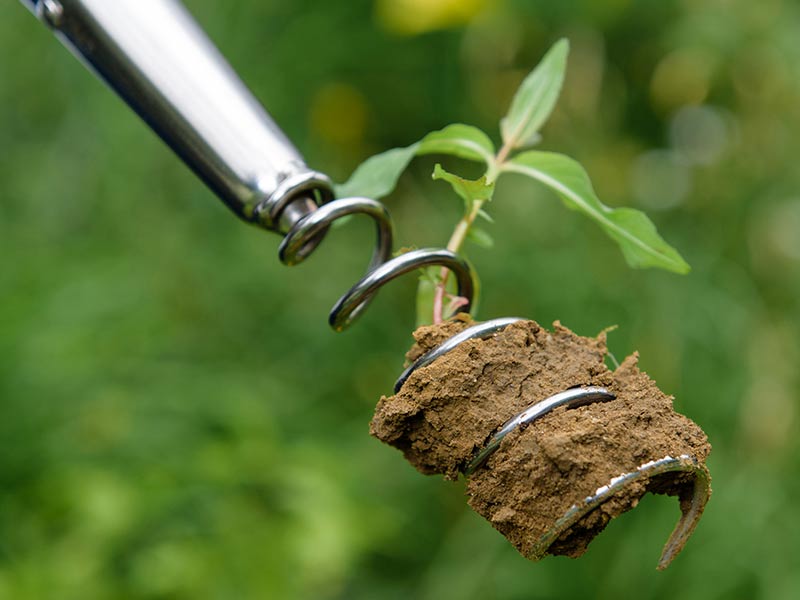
[336,38,690,326]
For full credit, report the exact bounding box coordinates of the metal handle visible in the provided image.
[20,0,480,332]
[21,0,333,234]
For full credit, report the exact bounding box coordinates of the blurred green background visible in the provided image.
[1,0,799,598]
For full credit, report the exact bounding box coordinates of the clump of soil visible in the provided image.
[371,315,711,564]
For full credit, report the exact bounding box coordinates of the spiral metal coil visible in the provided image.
[275,195,708,568]
[276,195,476,331]
[389,317,710,569]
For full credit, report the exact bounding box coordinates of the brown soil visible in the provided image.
[370,315,711,562]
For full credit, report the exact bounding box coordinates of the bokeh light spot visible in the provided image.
[650,48,714,113]
[630,149,691,210]
[375,0,487,35]
[309,83,369,146]
[669,104,729,165]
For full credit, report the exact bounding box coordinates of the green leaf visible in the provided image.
[500,38,569,151]
[476,208,494,223]
[335,144,419,199]
[502,151,691,274]
[335,124,494,200]
[414,166,493,324]
[467,227,494,248]
[466,258,481,317]
[432,164,495,212]
[415,270,437,327]
[418,124,495,164]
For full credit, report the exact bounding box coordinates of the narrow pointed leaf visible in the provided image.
[500,38,569,150]
[335,143,419,199]
[467,227,494,248]
[503,151,690,274]
[477,208,495,223]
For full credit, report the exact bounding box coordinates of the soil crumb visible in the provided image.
[371,315,711,562]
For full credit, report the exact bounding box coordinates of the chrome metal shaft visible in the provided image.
[21,0,333,234]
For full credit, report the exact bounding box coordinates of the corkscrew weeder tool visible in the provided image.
[396,318,710,569]
[22,1,709,567]
[21,0,475,330]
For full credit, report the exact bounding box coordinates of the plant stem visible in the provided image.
[494,140,513,169]
[432,197,488,323]
[431,145,512,324]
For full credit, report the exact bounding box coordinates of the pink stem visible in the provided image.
[432,266,448,324]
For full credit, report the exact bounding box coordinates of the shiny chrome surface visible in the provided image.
[20,0,479,331]
[394,317,525,393]
[21,0,332,231]
[329,248,475,331]
[278,197,393,267]
[464,385,616,474]
[529,455,711,570]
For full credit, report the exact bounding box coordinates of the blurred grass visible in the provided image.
[1,0,799,598]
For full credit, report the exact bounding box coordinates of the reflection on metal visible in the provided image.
[21,0,332,231]
[395,318,524,393]
[464,386,616,475]
[530,455,711,570]
[20,0,478,330]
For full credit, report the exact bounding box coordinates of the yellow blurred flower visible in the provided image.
[375,0,489,35]
[310,82,369,146]
[649,48,716,113]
